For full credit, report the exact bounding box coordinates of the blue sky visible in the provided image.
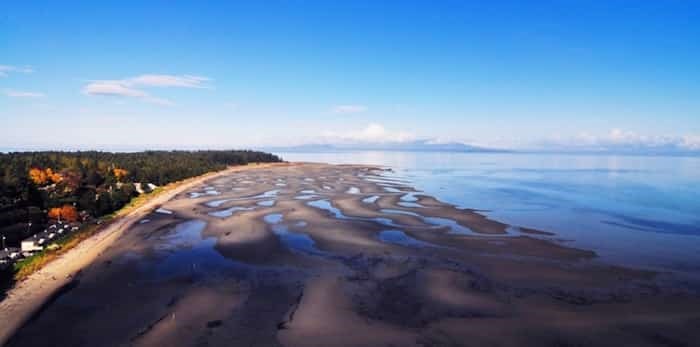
[1,1,699,152]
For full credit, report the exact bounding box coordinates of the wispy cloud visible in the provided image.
[82,74,210,105]
[0,65,34,77]
[83,81,147,98]
[3,89,45,98]
[126,74,210,88]
[321,123,415,143]
[539,129,700,153]
[332,104,367,114]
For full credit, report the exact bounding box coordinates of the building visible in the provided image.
[21,232,50,254]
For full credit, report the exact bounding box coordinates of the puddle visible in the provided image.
[263,213,284,224]
[383,187,402,193]
[380,208,493,236]
[300,189,315,194]
[307,199,405,228]
[346,187,361,194]
[257,200,275,207]
[307,200,345,219]
[155,208,173,215]
[205,190,280,207]
[275,183,287,187]
[362,195,380,204]
[323,185,333,190]
[146,220,242,280]
[423,216,477,235]
[397,202,424,208]
[209,206,256,218]
[206,199,233,208]
[294,195,318,200]
[189,190,221,198]
[400,192,420,202]
[378,230,434,248]
[363,177,412,185]
[250,189,280,199]
[263,213,322,255]
[139,219,151,224]
[379,209,421,217]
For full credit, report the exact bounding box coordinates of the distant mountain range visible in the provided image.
[261,140,510,153]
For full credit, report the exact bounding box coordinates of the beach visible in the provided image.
[0,163,282,346]
[4,162,700,346]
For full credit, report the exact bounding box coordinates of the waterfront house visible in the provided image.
[21,233,49,253]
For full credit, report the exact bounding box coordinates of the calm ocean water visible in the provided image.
[276,151,700,275]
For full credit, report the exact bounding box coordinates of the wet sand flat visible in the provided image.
[6,163,700,347]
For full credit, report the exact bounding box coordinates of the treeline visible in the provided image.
[0,150,282,245]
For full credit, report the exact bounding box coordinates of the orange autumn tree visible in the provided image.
[113,168,128,182]
[29,167,63,185]
[46,168,63,183]
[29,168,48,185]
[60,205,79,222]
[47,207,62,220]
[47,205,79,222]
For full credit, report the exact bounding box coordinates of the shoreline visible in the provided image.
[0,162,287,345]
[4,162,699,346]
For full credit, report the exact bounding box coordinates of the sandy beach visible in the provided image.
[0,163,282,346]
[3,163,699,346]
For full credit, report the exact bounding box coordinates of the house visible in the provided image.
[134,182,158,194]
[21,232,50,254]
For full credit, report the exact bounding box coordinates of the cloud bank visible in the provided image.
[82,74,210,105]
[538,129,700,153]
[321,123,415,144]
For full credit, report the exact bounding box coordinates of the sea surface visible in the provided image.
[276,151,700,276]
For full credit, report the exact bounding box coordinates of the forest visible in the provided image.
[0,150,282,247]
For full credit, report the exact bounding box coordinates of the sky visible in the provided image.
[1,1,699,152]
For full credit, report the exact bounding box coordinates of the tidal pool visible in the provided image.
[378,230,434,248]
[146,220,243,280]
[362,195,380,204]
[209,206,255,218]
[257,200,275,207]
[264,213,322,254]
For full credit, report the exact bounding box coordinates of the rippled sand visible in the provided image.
[8,163,700,346]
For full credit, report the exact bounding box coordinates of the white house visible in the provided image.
[21,233,48,253]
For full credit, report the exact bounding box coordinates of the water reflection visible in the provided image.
[378,230,434,248]
[146,220,241,280]
[209,206,255,218]
[263,213,323,255]
[362,195,379,204]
